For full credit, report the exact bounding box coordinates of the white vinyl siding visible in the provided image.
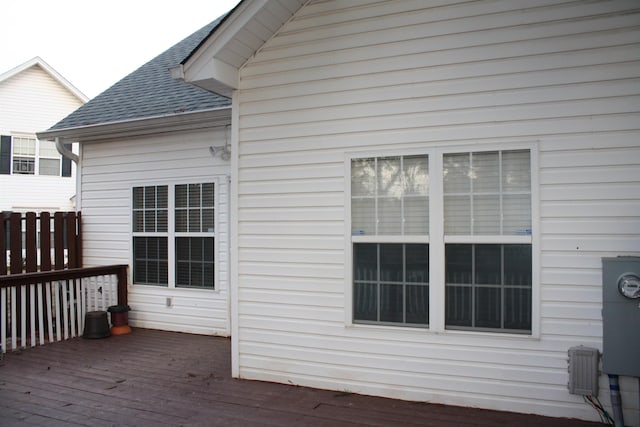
[233,0,640,423]
[80,128,231,336]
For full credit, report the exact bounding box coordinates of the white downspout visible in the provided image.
[54,137,81,210]
[54,137,79,163]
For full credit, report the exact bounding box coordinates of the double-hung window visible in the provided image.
[350,148,533,334]
[132,182,216,289]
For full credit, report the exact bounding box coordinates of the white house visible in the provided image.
[40,1,640,424]
[0,57,87,212]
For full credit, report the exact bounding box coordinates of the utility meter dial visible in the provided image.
[618,273,640,299]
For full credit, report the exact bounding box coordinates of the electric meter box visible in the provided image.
[602,256,640,377]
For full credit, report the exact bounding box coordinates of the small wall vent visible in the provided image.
[568,346,599,396]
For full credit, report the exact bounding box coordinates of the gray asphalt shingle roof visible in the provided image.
[47,16,230,132]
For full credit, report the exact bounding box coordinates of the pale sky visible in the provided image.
[1,0,241,99]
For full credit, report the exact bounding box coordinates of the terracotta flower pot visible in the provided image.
[107,305,132,335]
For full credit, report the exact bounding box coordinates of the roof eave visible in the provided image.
[179,0,305,95]
[37,106,231,143]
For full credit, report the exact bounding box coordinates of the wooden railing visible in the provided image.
[0,265,128,353]
[1,212,128,354]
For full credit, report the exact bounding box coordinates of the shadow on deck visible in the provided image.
[0,328,601,426]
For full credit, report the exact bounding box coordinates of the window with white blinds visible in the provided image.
[132,182,216,289]
[350,148,533,333]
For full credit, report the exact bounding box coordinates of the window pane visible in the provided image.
[502,150,531,192]
[202,183,214,207]
[446,285,472,327]
[189,184,201,207]
[133,211,143,232]
[133,187,144,209]
[176,184,188,208]
[473,195,500,234]
[475,286,501,328]
[351,158,376,197]
[354,282,377,321]
[157,186,168,209]
[145,186,156,209]
[475,245,501,284]
[406,244,429,283]
[39,158,60,175]
[380,244,402,283]
[444,195,471,235]
[445,244,472,284]
[504,288,532,330]
[404,196,428,235]
[380,284,403,322]
[406,285,429,324]
[378,197,401,235]
[377,157,402,198]
[351,198,375,235]
[175,209,187,233]
[443,153,470,193]
[473,151,499,192]
[354,244,377,282]
[144,210,156,232]
[203,208,214,232]
[504,245,532,287]
[188,209,201,232]
[39,140,59,157]
[503,194,531,235]
[403,155,429,195]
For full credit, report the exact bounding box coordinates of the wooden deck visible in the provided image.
[0,328,601,426]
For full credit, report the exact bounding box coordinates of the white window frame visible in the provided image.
[345,143,539,337]
[130,178,220,291]
[10,135,64,176]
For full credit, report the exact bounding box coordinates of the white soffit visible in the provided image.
[180,0,306,96]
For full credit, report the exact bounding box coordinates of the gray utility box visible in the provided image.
[602,256,640,377]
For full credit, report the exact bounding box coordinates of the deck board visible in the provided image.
[0,328,601,426]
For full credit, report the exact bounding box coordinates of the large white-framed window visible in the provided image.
[349,146,534,334]
[132,181,217,289]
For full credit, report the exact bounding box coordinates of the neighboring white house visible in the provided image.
[0,57,86,212]
[40,1,640,425]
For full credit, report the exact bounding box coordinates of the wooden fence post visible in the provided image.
[40,212,52,272]
[9,212,22,274]
[53,212,64,269]
[117,265,128,306]
[0,212,6,275]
